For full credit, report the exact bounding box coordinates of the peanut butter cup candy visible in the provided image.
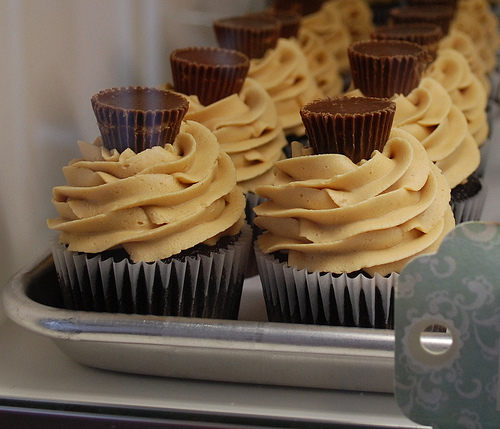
[170,47,250,106]
[371,23,443,61]
[348,40,428,98]
[213,15,281,60]
[271,0,325,17]
[251,10,301,39]
[300,96,396,163]
[389,5,455,36]
[91,86,188,153]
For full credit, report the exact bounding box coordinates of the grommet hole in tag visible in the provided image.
[394,222,500,429]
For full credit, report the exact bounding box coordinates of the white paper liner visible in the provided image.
[254,242,398,328]
[51,223,252,319]
[451,180,488,224]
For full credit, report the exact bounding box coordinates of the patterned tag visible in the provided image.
[394,221,500,429]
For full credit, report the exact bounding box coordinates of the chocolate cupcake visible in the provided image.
[48,87,252,319]
[167,45,288,277]
[253,96,455,328]
[91,86,188,153]
[347,39,485,223]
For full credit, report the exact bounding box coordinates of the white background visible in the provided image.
[0,0,498,292]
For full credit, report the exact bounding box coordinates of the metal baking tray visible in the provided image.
[1,252,448,394]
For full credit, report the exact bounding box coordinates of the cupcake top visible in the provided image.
[91,86,189,153]
[348,40,429,98]
[48,119,246,263]
[213,15,281,60]
[216,14,325,136]
[297,27,343,97]
[254,96,455,275]
[170,46,250,106]
[389,5,456,35]
[424,48,489,147]
[371,23,444,61]
[300,96,396,163]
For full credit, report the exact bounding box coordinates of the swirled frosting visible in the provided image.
[451,0,500,73]
[348,76,480,189]
[424,48,489,146]
[298,27,343,97]
[254,128,455,276]
[248,37,324,136]
[182,78,287,193]
[300,2,352,74]
[439,28,491,94]
[48,120,246,263]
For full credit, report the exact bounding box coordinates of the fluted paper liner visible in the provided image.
[170,47,250,106]
[51,223,252,319]
[213,15,281,60]
[254,242,397,328]
[371,23,443,61]
[91,86,189,153]
[389,5,455,35]
[300,96,396,163]
[348,40,428,98]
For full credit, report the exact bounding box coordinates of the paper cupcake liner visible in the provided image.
[51,223,252,320]
[451,180,487,224]
[244,192,267,278]
[254,242,397,329]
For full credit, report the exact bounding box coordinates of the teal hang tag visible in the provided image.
[394,221,500,429]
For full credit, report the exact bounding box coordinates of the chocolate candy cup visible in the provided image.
[251,10,301,39]
[348,40,428,98]
[271,0,325,16]
[371,23,443,61]
[300,96,396,163]
[170,47,249,106]
[91,86,189,153]
[389,5,455,35]
[213,15,281,60]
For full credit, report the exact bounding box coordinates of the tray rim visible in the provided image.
[1,251,428,393]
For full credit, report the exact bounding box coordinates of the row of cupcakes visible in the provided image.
[46,0,499,329]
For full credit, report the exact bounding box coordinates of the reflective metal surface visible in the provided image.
[2,252,449,393]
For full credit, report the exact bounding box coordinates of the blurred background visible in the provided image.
[0,0,499,294]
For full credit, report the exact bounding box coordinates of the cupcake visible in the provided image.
[371,23,491,176]
[167,46,288,278]
[347,39,486,223]
[47,86,252,319]
[213,13,324,150]
[253,96,455,328]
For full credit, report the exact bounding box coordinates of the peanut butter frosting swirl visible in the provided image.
[439,29,491,94]
[300,2,352,74]
[248,37,324,136]
[451,0,500,73]
[48,120,246,263]
[390,77,480,189]
[297,27,344,97]
[182,78,287,193]
[254,128,455,276]
[424,48,489,146]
